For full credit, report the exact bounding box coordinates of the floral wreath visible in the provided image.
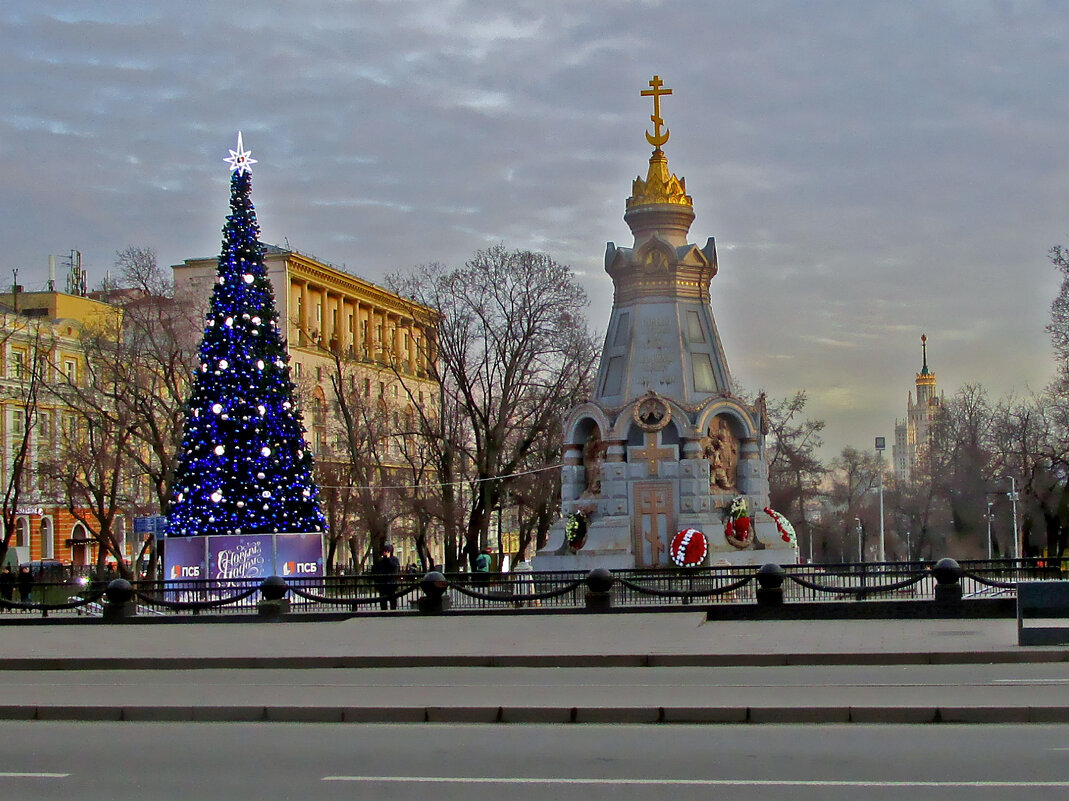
[670,528,707,567]
[764,507,798,548]
[724,495,753,549]
[565,510,589,549]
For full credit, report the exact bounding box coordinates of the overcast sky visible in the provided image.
[3,1,1067,458]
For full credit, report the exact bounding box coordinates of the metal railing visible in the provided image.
[0,557,1063,619]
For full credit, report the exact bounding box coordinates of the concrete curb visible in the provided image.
[0,649,1065,671]
[4,704,1069,725]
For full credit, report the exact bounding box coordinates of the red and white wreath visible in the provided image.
[670,528,708,567]
[764,507,798,547]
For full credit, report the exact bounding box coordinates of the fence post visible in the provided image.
[257,576,290,620]
[931,557,963,609]
[755,563,785,607]
[417,571,450,614]
[585,568,614,612]
[102,578,137,622]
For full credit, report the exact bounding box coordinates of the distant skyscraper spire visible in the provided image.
[920,334,929,376]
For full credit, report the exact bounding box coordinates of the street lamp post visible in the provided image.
[875,437,886,562]
[1006,476,1020,561]
[855,517,863,563]
[986,500,994,561]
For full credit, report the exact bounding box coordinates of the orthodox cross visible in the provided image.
[631,432,676,477]
[641,75,672,148]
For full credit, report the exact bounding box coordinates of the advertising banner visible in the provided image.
[208,535,273,580]
[274,533,325,577]
[163,536,208,580]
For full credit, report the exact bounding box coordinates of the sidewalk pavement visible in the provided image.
[0,613,1066,724]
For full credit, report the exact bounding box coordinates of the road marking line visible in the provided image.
[322,776,1069,787]
[0,773,69,779]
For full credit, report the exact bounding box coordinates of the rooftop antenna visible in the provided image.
[48,255,56,292]
[11,268,18,313]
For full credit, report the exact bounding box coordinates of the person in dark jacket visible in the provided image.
[17,566,33,603]
[0,566,14,604]
[371,543,401,610]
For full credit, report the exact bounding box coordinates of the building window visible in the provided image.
[315,366,323,382]
[364,378,371,397]
[293,362,303,378]
[15,516,30,548]
[40,518,54,559]
[63,359,77,384]
[9,349,26,379]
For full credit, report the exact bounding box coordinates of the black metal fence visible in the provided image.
[0,557,1063,619]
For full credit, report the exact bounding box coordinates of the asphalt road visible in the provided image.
[1,662,1068,713]
[1,722,1068,801]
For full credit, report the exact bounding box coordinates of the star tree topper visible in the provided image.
[224,131,257,174]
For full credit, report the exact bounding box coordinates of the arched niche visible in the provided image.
[572,416,606,498]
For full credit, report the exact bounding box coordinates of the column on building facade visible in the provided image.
[357,299,365,357]
[299,280,311,346]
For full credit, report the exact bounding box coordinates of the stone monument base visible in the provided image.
[532,516,798,571]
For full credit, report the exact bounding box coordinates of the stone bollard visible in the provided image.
[755,563,786,606]
[584,568,614,612]
[417,571,450,614]
[931,557,963,609]
[102,578,137,622]
[257,576,290,620]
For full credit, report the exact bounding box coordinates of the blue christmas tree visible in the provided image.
[168,133,326,537]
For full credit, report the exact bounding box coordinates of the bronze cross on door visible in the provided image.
[630,432,676,477]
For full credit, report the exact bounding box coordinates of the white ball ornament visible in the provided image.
[210,490,223,503]
[257,472,265,479]
[256,360,265,370]
[214,445,225,455]
[224,317,233,327]
[243,274,254,283]
[218,359,228,370]
[212,404,223,414]
[261,447,271,456]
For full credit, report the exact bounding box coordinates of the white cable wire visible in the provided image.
[316,462,562,492]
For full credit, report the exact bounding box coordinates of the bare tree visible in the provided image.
[40,313,141,579]
[391,246,598,571]
[764,390,826,558]
[0,318,47,568]
[828,446,883,561]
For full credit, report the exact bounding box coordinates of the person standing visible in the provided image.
[0,566,14,605]
[371,543,401,610]
[17,566,33,604]
[473,546,492,587]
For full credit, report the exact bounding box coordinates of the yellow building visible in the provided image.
[172,246,441,568]
[0,290,122,566]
